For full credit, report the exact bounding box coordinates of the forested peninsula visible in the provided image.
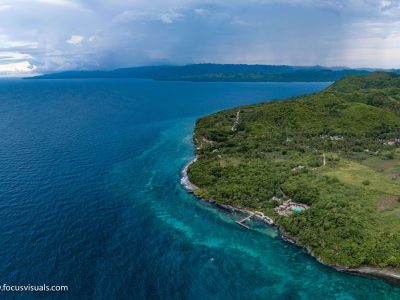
[187,72,400,282]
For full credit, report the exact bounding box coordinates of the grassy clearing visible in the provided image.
[321,159,400,197]
[362,156,400,179]
[378,208,400,232]
[323,155,400,238]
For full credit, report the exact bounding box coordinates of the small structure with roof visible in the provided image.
[274,200,310,217]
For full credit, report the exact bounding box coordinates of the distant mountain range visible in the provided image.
[28,64,398,82]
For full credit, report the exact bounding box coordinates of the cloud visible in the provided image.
[112,11,147,23]
[0,0,84,9]
[1,0,400,76]
[380,0,400,10]
[0,51,32,61]
[0,35,38,48]
[66,35,84,45]
[0,4,11,10]
[251,0,400,15]
[158,11,184,23]
[35,0,81,6]
[0,61,37,76]
[194,8,207,15]
[112,9,184,24]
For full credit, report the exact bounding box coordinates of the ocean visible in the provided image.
[0,78,399,299]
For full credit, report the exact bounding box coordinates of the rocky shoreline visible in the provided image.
[278,228,400,285]
[180,158,400,285]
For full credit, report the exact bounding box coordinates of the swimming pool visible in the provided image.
[292,206,304,213]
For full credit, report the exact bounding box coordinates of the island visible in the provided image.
[28,64,370,82]
[186,72,400,282]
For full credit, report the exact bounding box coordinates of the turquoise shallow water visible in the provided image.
[0,78,399,299]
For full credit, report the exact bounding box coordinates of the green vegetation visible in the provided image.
[30,64,369,82]
[188,72,400,268]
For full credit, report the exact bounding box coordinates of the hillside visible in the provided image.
[325,72,400,115]
[187,73,400,271]
[28,64,369,82]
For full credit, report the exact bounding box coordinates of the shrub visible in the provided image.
[362,179,370,186]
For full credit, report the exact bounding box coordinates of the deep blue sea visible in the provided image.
[0,78,399,300]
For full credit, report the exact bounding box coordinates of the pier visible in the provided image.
[235,212,255,229]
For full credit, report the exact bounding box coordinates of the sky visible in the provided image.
[1,0,400,76]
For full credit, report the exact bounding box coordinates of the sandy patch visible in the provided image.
[378,196,398,211]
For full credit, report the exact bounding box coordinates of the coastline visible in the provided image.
[180,157,199,191]
[180,158,400,285]
[180,157,274,226]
